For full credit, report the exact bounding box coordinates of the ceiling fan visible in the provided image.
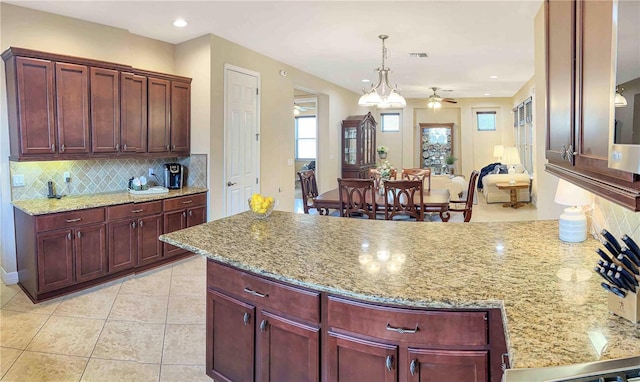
[426,87,457,108]
[293,102,316,115]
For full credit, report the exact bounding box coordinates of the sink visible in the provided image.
[128,186,169,195]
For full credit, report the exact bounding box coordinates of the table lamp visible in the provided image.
[501,147,521,184]
[493,145,504,161]
[554,179,593,242]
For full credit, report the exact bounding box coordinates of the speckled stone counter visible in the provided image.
[11,187,208,215]
[160,211,640,370]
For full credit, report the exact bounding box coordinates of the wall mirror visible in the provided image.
[609,0,640,173]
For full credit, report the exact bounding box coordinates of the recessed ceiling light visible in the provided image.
[484,93,491,96]
[173,18,188,28]
[489,75,498,79]
[362,79,370,83]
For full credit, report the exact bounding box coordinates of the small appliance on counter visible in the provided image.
[164,163,184,189]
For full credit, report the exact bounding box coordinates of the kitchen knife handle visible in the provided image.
[601,282,627,298]
[607,270,627,290]
[615,273,636,293]
[596,249,614,263]
[386,323,419,334]
[604,241,620,258]
[618,266,639,286]
[601,229,622,252]
[622,234,640,260]
[622,248,640,268]
[618,254,639,275]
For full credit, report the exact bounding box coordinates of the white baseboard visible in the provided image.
[1,267,18,285]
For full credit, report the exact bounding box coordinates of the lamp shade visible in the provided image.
[501,147,521,166]
[493,145,504,159]
[554,179,593,207]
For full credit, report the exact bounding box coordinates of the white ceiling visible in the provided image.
[5,0,544,99]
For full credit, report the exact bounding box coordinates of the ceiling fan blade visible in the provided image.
[443,98,457,104]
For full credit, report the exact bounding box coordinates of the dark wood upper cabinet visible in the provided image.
[342,112,377,179]
[5,56,56,158]
[171,81,191,154]
[90,67,120,153]
[147,77,171,153]
[55,62,90,155]
[545,0,640,210]
[2,47,191,161]
[120,72,147,153]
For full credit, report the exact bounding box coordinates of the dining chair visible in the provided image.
[383,179,424,221]
[338,178,377,219]
[401,168,431,191]
[369,168,397,191]
[448,170,480,222]
[297,170,325,214]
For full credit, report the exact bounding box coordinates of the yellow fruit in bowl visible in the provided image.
[248,193,274,218]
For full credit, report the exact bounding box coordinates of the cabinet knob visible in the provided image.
[409,359,417,376]
[567,145,576,161]
[77,231,82,238]
[51,144,55,152]
[189,210,193,217]
[243,312,250,326]
[123,144,128,151]
[182,211,186,218]
[385,355,393,371]
[259,320,267,332]
[67,232,71,240]
[172,145,176,151]
[560,145,567,160]
[166,145,170,150]
[139,220,144,227]
[132,221,136,229]
[60,144,66,152]
[116,144,120,151]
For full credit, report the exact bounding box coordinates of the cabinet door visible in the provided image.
[37,229,74,292]
[327,331,397,382]
[163,209,186,257]
[207,289,255,382]
[147,77,171,153]
[256,310,320,382]
[137,214,163,266]
[186,205,206,228]
[107,219,136,273]
[90,67,120,153]
[74,224,107,283]
[545,0,576,165]
[170,81,191,154]
[55,62,90,154]
[406,348,488,382]
[120,72,147,153]
[15,57,56,156]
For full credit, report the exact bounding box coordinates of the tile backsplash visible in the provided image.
[10,154,207,201]
[591,195,640,242]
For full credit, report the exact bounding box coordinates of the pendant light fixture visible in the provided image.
[358,35,406,109]
[615,85,628,107]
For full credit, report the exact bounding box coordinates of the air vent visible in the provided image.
[409,52,428,58]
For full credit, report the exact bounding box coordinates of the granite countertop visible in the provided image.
[12,187,209,215]
[160,211,640,370]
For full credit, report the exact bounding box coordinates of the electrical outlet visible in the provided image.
[13,174,25,187]
[149,168,154,177]
[63,172,71,183]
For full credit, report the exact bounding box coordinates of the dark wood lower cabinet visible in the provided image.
[107,219,136,273]
[206,259,507,382]
[137,214,163,266]
[73,223,107,283]
[36,229,74,293]
[406,348,488,382]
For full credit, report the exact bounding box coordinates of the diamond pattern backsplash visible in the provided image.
[591,195,640,243]
[10,154,207,201]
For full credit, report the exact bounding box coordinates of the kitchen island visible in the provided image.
[160,211,640,380]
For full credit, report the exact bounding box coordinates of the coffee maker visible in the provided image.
[164,163,184,189]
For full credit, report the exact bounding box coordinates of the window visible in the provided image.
[381,112,400,132]
[476,111,497,131]
[295,116,316,159]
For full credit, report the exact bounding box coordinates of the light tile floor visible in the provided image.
[0,255,210,382]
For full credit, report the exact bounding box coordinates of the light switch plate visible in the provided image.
[13,174,25,187]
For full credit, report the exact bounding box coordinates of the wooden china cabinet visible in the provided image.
[342,112,377,179]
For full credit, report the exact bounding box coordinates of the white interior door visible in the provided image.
[224,66,260,216]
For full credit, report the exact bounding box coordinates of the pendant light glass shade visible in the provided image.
[358,35,406,109]
[615,86,628,107]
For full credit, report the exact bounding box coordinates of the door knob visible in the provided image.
[227,181,236,187]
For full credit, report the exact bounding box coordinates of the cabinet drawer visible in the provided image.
[36,208,105,232]
[207,260,320,324]
[107,201,162,220]
[163,193,206,212]
[328,296,488,346]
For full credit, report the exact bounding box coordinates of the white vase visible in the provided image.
[378,152,387,159]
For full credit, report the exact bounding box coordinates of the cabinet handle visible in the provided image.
[243,312,250,325]
[501,353,510,371]
[132,221,136,229]
[182,200,193,204]
[60,144,66,152]
[116,144,120,151]
[172,145,176,151]
[131,209,144,213]
[410,359,417,376]
[67,232,71,240]
[386,323,419,334]
[77,231,82,238]
[66,218,82,223]
[560,145,567,160]
[567,145,576,161]
[166,145,170,150]
[123,144,128,151]
[51,144,55,152]
[243,287,268,298]
[182,211,186,218]
[385,355,393,371]
[259,319,267,332]
[139,220,144,227]
[189,210,193,217]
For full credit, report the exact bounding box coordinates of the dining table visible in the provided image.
[313,187,451,221]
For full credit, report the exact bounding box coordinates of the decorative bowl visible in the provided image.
[248,198,274,219]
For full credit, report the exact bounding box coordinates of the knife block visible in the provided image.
[608,289,640,323]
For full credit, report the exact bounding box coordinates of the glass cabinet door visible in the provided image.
[419,124,453,175]
[344,127,358,165]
